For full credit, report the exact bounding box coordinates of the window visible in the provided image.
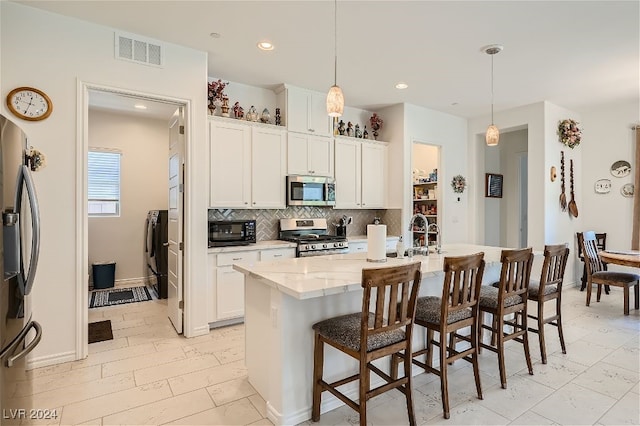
[88,150,121,216]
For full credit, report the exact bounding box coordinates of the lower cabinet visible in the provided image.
[348,237,399,254]
[208,247,295,326]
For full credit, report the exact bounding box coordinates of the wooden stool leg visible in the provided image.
[358,360,368,426]
[471,321,483,400]
[403,351,416,426]
[537,301,547,364]
[580,264,587,291]
[496,314,508,389]
[426,329,434,368]
[521,312,534,375]
[586,280,592,306]
[624,287,630,316]
[635,283,639,310]
[557,297,567,355]
[312,333,324,421]
[597,284,603,302]
[439,332,450,419]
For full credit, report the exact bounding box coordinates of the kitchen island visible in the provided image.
[233,244,510,425]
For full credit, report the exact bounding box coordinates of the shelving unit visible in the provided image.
[412,180,439,247]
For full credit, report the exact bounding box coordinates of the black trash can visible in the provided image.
[92,261,116,289]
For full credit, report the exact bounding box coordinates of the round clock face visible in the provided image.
[6,87,52,121]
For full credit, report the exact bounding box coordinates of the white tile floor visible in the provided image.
[14,286,639,425]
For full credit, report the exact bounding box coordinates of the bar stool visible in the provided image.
[479,247,534,389]
[405,252,485,420]
[311,262,422,426]
[527,244,569,364]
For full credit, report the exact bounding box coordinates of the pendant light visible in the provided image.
[484,44,503,146]
[326,0,344,117]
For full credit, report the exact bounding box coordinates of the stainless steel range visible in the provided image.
[279,218,348,257]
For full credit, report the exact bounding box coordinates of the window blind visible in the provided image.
[88,150,121,215]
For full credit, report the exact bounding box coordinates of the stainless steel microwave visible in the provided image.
[208,219,256,247]
[286,175,336,207]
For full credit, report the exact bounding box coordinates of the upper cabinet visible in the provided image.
[287,133,333,177]
[276,85,332,137]
[334,137,388,209]
[209,118,286,209]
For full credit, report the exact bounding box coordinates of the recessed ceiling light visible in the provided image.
[451,102,459,106]
[257,41,274,51]
[210,32,221,39]
[395,82,408,90]
[134,104,147,110]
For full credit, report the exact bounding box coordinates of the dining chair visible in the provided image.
[580,231,640,315]
[576,232,609,293]
[526,244,569,364]
[311,262,422,426]
[478,247,534,389]
[401,252,485,419]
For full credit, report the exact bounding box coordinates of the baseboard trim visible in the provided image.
[27,350,78,370]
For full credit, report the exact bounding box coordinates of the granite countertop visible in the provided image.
[234,243,507,300]
[208,240,296,254]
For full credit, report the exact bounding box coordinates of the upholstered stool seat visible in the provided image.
[415,296,473,325]
[527,281,558,299]
[479,286,523,308]
[312,312,406,352]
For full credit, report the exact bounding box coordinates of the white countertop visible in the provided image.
[348,235,399,243]
[208,240,296,254]
[234,243,508,300]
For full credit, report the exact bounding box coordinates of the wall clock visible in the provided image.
[6,87,53,121]
[594,179,611,194]
[610,160,631,178]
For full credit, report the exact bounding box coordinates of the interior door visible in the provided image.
[167,108,184,333]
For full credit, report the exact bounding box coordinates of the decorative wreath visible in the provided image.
[26,147,46,172]
[451,175,467,194]
[558,119,581,149]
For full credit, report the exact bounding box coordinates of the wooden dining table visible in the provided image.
[599,250,640,268]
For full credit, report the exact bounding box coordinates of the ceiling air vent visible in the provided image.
[115,32,164,67]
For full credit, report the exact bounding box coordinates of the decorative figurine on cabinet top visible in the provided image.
[338,120,346,135]
[247,106,258,122]
[233,102,244,119]
[260,108,271,124]
[346,121,354,137]
[354,124,362,138]
[220,96,230,117]
[275,108,281,126]
[363,125,369,139]
[369,112,383,140]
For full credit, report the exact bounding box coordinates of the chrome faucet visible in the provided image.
[408,213,429,256]
[427,223,442,254]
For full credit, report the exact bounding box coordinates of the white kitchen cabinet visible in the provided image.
[209,118,286,208]
[287,133,333,176]
[349,241,367,253]
[334,137,387,209]
[276,85,332,137]
[208,246,295,326]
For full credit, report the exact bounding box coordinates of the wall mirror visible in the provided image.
[485,173,503,198]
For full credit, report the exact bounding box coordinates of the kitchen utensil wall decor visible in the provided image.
[559,151,567,211]
[568,159,579,217]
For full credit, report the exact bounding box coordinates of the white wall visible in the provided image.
[499,129,528,247]
[484,143,501,246]
[88,109,168,283]
[1,3,209,367]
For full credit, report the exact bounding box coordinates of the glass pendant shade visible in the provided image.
[326,85,344,117]
[486,124,500,146]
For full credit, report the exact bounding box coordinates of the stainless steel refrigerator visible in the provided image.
[0,115,42,424]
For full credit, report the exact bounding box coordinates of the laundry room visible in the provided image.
[87,91,172,310]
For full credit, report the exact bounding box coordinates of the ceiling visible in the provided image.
[15,1,640,120]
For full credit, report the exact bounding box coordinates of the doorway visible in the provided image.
[411,141,441,250]
[79,84,187,358]
[483,128,528,247]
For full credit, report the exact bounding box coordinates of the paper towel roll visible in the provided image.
[367,224,387,262]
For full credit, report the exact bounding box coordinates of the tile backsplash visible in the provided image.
[208,207,401,241]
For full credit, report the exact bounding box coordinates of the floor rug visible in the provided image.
[88,320,113,344]
[89,286,152,309]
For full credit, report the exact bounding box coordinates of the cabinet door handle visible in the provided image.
[232,257,242,261]
[309,128,315,132]
[252,202,256,205]
[222,270,236,275]
[273,254,282,257]
[244,202,248,205]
